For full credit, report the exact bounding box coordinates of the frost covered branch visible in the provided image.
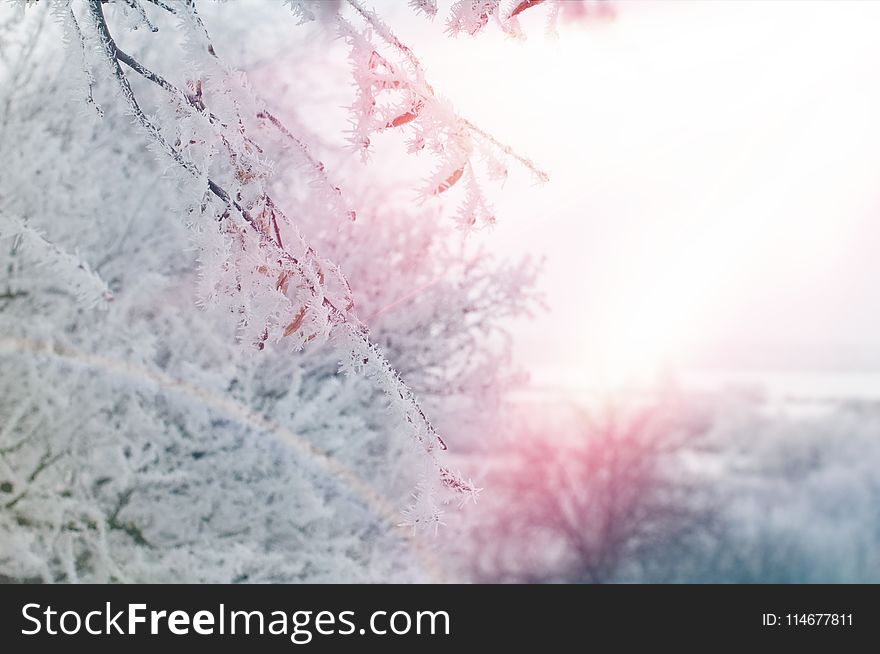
[332,0,549,228]
[82,0,478,527]
[0,214,112,307]
[439,0,615,39]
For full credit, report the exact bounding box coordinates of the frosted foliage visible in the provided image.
[337,0,548,229]
[415,1,616,39]
[0,1,541,582]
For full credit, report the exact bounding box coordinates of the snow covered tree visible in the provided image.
[445,396,716,583]
[0,0,544,582]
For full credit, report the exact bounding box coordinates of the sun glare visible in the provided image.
[408,1,880,391]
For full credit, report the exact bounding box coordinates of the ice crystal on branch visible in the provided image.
[282,0,343,25]
[408,0,438,19]
[0,214,113,308]
[427,0,615,38]
[447,0,500,36]
[336,0,547,231]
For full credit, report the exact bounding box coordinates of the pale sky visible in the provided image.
[392,0,880,386]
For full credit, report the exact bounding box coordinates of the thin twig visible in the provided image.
[121,0,158,32]
[256,109,352,219]
[143,0,176,14]
[463,119,550,183]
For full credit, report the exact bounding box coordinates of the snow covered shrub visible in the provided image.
[443,390,880,583]
[682,397,880,583]
[0,1,543,581]
[443,394,718,583]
